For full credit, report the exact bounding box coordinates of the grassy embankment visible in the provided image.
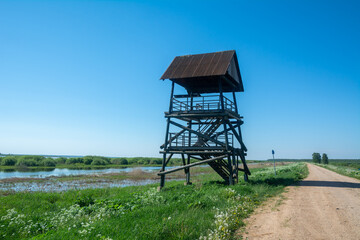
[0,163,307,240]
[316,160,360,180]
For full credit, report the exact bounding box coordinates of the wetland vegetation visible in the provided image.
[0,163,308,240]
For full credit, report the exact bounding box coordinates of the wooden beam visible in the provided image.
[158,155,227,175]
[164,153,173,166]
[160,150,230,154]
[160,129,186,149]
[225,119,247,151]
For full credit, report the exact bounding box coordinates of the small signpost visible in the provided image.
[272,149,276,175]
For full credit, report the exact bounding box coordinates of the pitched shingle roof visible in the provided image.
[160,50,243,93]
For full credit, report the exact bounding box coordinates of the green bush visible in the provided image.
[1,156,17,166]
[16,159,38,167]
[150,159,162,165]
[19,155,45,163]
[111,158,128,165]
[55,157,67,164]
[83,158,93,165]
[85,156,111,165]
[75,195,94,207]
[66,158,83,164]
[91,159,107,165]
[42,159,56,167]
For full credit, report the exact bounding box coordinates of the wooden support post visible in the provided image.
[181,154,191,185]
[185,94,193,185]
[219,79,233,185]
[232,91,250,178]
[159,81,175,190]
[232,153,238,183]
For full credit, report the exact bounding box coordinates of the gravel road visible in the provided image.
[241,163,360,240]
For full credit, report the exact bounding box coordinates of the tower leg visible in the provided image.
[158,152,167,191]
[227,155,234,185]
[181,154,191,185]
[185,155,192,185]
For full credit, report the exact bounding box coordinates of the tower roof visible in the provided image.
[160,50,243,93]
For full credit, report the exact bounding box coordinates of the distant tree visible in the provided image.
[322,153,329,164]
[55,157,67,164]
[1,156,17,166]
[66,157,83,164]
[312,153,321,163]
[42,159,56,167]
[91,159,107,165]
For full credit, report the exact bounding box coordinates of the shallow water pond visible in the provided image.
[0,166,166,179]
[0,166,193,192]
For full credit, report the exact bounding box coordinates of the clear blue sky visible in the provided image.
[1,0,359,159]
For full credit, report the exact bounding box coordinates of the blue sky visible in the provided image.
[0,0,359,159]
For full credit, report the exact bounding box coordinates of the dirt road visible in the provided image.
[241,164,360,240]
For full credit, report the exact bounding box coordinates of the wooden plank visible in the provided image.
[158,155,227,176]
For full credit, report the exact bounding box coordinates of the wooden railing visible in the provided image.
[172,95,235,112]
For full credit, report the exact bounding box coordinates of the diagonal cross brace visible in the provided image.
[225,119,247,151]
[169,120,227,148]
[158,155,227,175]
[160,129,186,149]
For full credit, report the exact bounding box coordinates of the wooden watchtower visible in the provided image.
[158,50,250,189]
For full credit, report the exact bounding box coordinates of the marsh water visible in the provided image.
[0,166,165,179]
[0,166,181,192]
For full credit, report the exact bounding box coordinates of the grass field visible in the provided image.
[317,162,360,180]
[0,163,308,240]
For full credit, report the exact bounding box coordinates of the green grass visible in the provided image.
[317,163,360,180]
[0,163,308,240]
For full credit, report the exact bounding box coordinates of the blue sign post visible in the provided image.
[272,150,276,175]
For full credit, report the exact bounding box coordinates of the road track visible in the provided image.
[240,163,360,240]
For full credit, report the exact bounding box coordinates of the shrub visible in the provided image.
[111,158,128,165]
[134,158,150,165]
[75,195,94,207]
[55,157,67,164]
[83,158,93,165]
[19,155,45,163]
[1,156,17,166]
[42,159,56,167]
[66,158,83,164]
[150,159,162,165]
[91,159,107,165]
[16,159,38,167]
[85,156,111,165]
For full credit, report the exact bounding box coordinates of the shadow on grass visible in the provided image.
[248,177,300,187]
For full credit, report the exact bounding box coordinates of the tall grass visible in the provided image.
[0,163,308,240]
[317,163,360,180]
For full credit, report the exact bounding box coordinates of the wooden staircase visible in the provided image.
[193,119,233,182]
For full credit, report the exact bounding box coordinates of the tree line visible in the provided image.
[312,152,329,164]
[0,155,183,167]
